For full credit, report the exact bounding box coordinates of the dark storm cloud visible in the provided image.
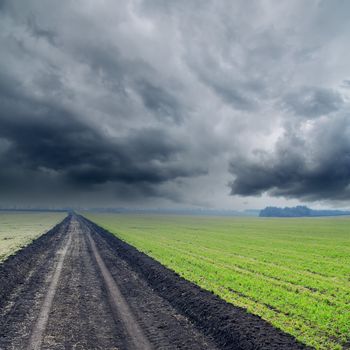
[0,70,204,199]
[1,0,350,208]
[0,0,211,205]
[0,110,199,189]
[229,114,350,201]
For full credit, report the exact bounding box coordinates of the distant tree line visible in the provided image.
[259,206,350,217]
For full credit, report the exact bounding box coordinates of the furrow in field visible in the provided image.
[221,288,346,350]
[127,221,350,274]
[189,245,350,291]
[144,242,348,329]
[163,241,350,299]
[125,237,349,308]
[158,242,345,306]
[154,234,350,279]
[122,230,350,284]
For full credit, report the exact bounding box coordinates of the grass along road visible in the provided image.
[0,212,66,262]
[85,213,350,350]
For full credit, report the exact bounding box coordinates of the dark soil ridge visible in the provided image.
[82,215,312,350]
[0,214,71,309]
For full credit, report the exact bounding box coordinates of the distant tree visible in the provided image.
[259,206,350,217]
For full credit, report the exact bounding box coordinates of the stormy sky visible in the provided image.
[1,0,350,209]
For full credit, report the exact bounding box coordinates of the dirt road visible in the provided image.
[0,215,308,350]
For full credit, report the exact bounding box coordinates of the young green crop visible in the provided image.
[0,212,66,262]
[85,213,350,350]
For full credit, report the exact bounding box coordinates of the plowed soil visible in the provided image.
[0,214,310,350]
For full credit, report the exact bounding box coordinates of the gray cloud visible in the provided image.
[229,113,350,201]
[136,80,184,123]
[341,80,350,89]
[0,65,204,203]
[26,15,58,46]
[1,0,350,208]
[282,86,343,118]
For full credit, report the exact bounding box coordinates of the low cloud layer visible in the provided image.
[1,0,350,208]
[229,114,350,201]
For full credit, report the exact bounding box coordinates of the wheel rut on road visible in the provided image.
[87,233,152,350]
[0,214,310,350]
[28,223,72,350]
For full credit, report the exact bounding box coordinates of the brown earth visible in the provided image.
[0,214,310,350]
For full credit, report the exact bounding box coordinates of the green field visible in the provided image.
[85,213,350,350]
[0,212,66,262]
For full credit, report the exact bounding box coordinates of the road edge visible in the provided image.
[0,214,70,310]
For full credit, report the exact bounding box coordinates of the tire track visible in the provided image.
[27,221,74,350]
[87,233,153,350]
